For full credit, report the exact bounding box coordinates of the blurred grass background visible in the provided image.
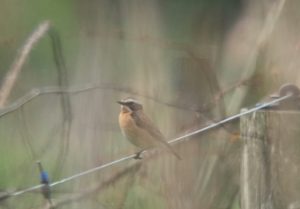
[0,0,299,208]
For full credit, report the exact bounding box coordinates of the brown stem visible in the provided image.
[0,21,51,107]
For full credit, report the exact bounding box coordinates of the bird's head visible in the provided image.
[117,98,143,112]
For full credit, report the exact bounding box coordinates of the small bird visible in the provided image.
[117,98,181,159]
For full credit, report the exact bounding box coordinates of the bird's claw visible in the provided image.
[134,150,144,159]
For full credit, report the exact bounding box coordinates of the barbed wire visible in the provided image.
[0,93,292,202]
[0,84,171,118]
[0,81,248,119]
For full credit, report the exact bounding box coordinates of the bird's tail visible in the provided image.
[163,141,182,160]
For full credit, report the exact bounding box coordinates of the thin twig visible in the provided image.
[0,21,51,107]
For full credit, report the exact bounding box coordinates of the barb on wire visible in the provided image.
[1,93,292,202]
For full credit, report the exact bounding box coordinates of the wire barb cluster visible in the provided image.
[0,93,292,202]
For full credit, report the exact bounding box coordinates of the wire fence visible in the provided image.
[0,89,292,202]
[0,5,293,207]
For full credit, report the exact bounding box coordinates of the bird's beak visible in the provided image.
[117,101,125,105]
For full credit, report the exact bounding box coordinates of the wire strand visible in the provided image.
[4,94,292,200]
[169,94,291,144]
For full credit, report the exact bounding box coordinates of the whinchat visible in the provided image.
[117,98,181,159]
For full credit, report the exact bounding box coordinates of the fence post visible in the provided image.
[240,110,273,209]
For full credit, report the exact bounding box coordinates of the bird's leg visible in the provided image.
[134,150,145,160]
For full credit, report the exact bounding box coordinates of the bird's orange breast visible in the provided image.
[119,111,135,132]
[118,111,155,149]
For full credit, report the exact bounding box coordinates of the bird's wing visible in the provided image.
[132,111,165,140]
[132,111,181,159]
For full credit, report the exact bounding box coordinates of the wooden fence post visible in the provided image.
[240,110,273,209]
